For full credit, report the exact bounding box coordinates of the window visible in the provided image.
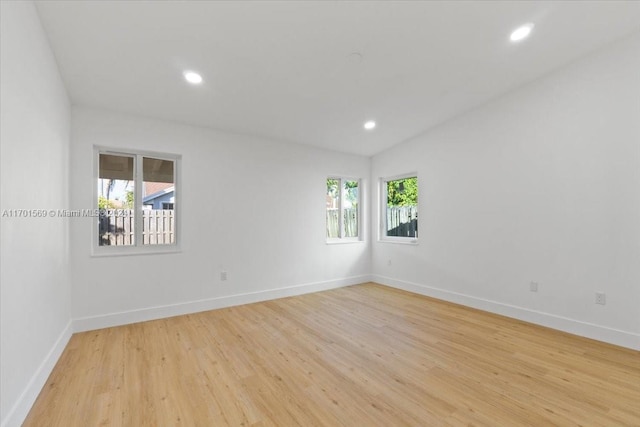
[381,175,418,241]
[326,177,360,241]
[96,147,180,253]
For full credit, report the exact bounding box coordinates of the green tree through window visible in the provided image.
[387,177,417,206]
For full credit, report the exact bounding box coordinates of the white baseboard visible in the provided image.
[1,320,73,427]
[373,274,640,351]
[74,275,372,332]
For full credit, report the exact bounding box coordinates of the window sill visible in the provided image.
[91,246,181,257]
[377,238,418,245]
[326,239,365,245]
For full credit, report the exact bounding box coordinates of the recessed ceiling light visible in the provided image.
[364,120,376,130]
[510,23,534,42]
[183,71,203,84]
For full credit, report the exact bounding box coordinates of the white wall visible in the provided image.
[70,107,371,329]
[371,33,640,350]
[0,2,72,426]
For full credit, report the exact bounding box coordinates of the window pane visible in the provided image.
[343,180,358,238]
[385,177,418,238]
[143,157,175,245]
[326,178,339,238]
[98,154,135,246]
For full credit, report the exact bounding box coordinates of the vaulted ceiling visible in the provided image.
[35,1,640,156]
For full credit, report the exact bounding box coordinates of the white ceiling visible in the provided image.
[35,1,640,156]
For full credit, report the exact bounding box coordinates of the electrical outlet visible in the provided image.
[595,292,606,305]
[220,271,227,281]
[529,281,538,292]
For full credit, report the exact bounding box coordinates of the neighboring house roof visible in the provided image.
[143,182,174,203]
[144,182,173,197]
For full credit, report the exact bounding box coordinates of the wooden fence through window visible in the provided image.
[326,208,358,238]
[386,205,418,237]
[99,209,175,246]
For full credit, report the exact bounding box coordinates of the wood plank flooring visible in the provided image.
[24,283,640,426]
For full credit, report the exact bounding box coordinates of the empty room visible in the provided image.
[1,1,639,426]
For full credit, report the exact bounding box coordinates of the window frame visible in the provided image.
[92,146,182,256]
[379,173,418,244]
[326,176,362,244]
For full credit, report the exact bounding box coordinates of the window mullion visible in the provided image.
[356,180,361,239]
[339,179,345,238]
[172,159,178,246]
[381,179,387,238]
[134,155,144,247]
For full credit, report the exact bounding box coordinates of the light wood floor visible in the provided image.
[25,283,640,426]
